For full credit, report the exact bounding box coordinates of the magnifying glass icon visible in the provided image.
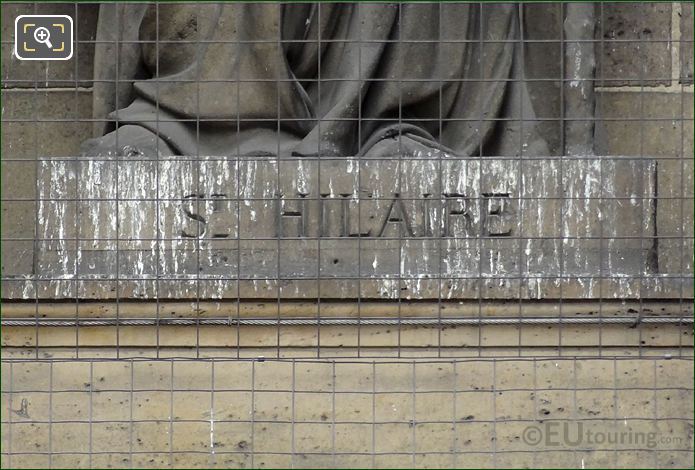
[33,27,53,49]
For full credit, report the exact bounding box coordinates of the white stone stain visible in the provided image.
[25,157,659,301]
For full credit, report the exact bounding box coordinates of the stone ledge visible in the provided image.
[0,299,691,319]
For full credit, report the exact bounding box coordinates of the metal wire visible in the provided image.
[1,2,693,468]
[2,316,693,328]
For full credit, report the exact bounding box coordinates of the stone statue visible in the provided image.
[83,3,551,159]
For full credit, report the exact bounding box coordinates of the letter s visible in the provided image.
[180,193,207,238]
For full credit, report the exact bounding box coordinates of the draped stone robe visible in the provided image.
[84,3,550,158]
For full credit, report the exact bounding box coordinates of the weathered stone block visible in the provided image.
[1,160,37,276]
[681,2,694,84]
[0,89,90,284]
[597,3,672,86]
[596,91,694,158]
[1,90,92,163]
[1,88,92,121]
[8,155,660,301]
[1,3,98,87]
[0,234,34,276]
[1,357,693,468]
[0,160,35,202]
[595,91,694,296]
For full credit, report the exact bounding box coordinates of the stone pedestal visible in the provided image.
[2,154,683,302]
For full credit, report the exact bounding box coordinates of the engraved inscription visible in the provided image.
[181,191,514,240]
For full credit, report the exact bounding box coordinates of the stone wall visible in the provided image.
[1,2,692,287]
[1,356,693,468]
[595,2,694,284]
[1,3,97,278]
[1,4,693,468]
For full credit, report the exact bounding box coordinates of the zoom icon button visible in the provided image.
[15,15,73,60]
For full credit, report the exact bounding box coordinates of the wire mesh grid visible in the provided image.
[1,357,694,468]
[1,1,693,468]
